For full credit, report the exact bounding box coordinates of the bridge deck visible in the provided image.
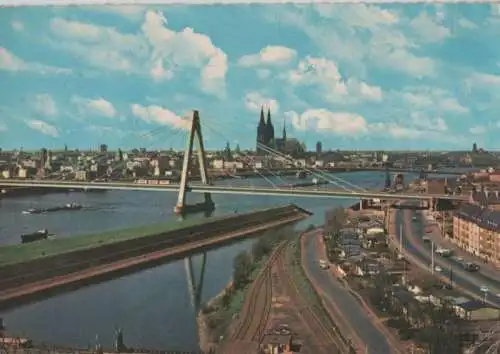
[0,180,468,201]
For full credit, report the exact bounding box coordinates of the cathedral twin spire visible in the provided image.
[257,106,274,148]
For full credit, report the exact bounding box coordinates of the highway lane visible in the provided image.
[303,232,392,354]
[396,209,500,307]
[414,212,500,285]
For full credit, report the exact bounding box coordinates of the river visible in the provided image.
[0,171,448,350]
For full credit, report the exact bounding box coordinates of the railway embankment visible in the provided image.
[0,204,312,311]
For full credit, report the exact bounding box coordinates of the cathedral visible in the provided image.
[256,106,303,156]
[256,106,286,155]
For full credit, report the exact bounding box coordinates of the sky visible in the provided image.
[0,4,499,151]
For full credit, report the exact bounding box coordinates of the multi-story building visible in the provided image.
[452,203,500,266]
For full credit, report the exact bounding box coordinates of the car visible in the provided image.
[434,266,442,272]
[480,285,489,293]
[464,262,480,272]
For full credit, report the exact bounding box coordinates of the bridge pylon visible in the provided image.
[174,110,215,215]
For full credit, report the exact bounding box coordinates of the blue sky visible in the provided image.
[0,4,499,151]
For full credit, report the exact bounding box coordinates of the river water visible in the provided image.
[0,171,445,350]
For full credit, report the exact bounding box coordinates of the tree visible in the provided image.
[416,300,464,353]
[232,251,253,290]
[252,238,271,262]
[324,207,347,245]
[369,271,392,311]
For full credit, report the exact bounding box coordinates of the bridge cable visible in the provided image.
[196,114,366,192]
[202,123,282,189]
[257,142,366,192]
[201,117,355,192]
[257,142,367,192]
[201,121,289,187]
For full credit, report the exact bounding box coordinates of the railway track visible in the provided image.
[275,243,344,354]
[229,242,287,342]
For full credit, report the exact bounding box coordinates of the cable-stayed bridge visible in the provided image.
[0,111,468,213]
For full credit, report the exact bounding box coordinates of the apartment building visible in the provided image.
[452,203,500,266]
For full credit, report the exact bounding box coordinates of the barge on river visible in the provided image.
[22,202,82,215]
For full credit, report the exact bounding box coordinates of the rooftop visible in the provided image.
[458,299,499,311]
[454,203,500,233]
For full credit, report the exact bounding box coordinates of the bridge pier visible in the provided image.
[359,199,363,211]
[174,110,215,215]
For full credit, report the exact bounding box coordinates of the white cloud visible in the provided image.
[87,98,117,118]
[49,17,147,74]
[0,121,7,132]
[370,122,424,139]
[314,4,398,28]
[287,56,382,104]
[458,18,477,30]
[369,29,436,78]
[370,120,460,143]
[238,46,297,67]
[287,109,368,136]
[72,96,117,118]
[244,92,280,114]
[470,126,486,135]
[150,58,173,81]
[34,94,58,117]
[0,47,71,75]
[270,6,436,78]
[468,72,500,88]
[11,21,24,32]
[410,112,448,132]
[27,119,59,137]
[131,104,191,130]
[400,87,468,114]
[409,12,450,43]
[140,11,228,97]
[256,69,271,79]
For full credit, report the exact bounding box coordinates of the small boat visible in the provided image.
[22,208,42,215]
[296,171,307,179]
[64,202,82,210]
[21,202,82,214]
[20,229,49,244]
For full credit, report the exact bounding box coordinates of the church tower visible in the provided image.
[282,117,287,141]
[256,106,267,154]
[265,107,275,147]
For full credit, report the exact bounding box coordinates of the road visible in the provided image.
[302,231,393,354]
[396,206,500,307]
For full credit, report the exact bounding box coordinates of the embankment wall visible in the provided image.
[0,204,310,290]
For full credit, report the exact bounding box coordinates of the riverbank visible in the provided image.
[0,186,105,198]
[0,205,311,311]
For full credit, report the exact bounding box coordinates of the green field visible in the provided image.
[0,215,230,267]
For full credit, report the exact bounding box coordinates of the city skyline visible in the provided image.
[0,4,499,150]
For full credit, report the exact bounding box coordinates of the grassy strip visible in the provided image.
[288,238,351,348]
[0,217,221,266]
[0,205,303,267]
